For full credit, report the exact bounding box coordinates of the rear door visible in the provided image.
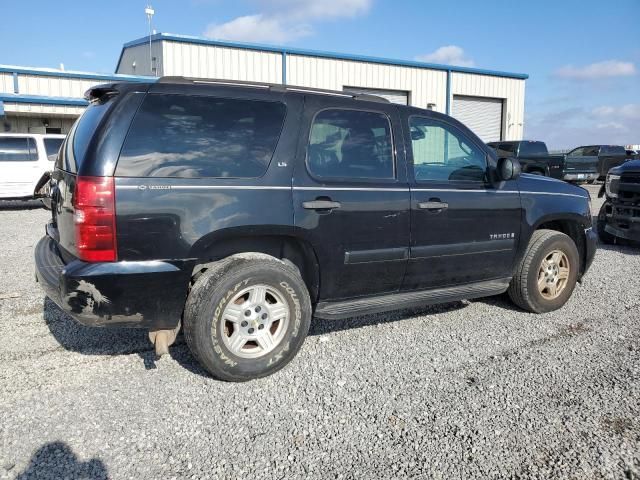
[401,113,521,290]
[292,96,410,300]
[0,136,39,198]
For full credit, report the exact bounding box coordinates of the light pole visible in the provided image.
[145,5,155,75]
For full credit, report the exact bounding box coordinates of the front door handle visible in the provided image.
[418,201,448,211]
[302,200,341,210]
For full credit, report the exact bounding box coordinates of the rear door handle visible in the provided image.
[302,200,341,210]
[418,201,448,210]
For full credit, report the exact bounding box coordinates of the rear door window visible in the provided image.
[306,109,394,180]
[117,94,287,178]
[0,137,34,161]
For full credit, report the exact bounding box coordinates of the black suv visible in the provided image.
[35,78,597,381]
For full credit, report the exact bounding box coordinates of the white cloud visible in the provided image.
[204,0,371,43]
[415,46,474,67]
[525,103,640,150]
[555,60,636,80]
[204,14,311,43]
[592,104,640,120]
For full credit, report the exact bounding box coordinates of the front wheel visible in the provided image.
[508,229,580,313]
[184,255,312,381]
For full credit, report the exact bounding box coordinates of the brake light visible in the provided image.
[73,176,117,262]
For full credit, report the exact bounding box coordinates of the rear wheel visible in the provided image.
[184,255,312,381]
[508,229,580,313]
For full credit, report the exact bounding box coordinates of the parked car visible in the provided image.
[626,149,639,160]
[486,140,564,179]
[0,133,65,200]
[597,160,640,244]
[34,78,596,381]
[564,145,629,182]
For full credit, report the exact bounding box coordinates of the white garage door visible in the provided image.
[452,95,503,143]
[343,87,409,105]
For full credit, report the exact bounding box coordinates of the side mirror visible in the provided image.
[497,157,521,181]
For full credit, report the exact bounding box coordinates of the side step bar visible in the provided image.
[314,279,511,320]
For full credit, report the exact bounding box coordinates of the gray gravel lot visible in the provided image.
[0,186,639,479]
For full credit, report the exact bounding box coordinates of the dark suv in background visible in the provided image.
[35,78,596,381]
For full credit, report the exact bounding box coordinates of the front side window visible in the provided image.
[583,146,600,156]
[117,94,287,178]
[0,138,33,162]
[307,109,394,180]
[567,147,584,157]
[409,116,487,183]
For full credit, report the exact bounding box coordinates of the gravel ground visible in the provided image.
[0,186,639,480]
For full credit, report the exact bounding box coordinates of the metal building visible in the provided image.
[0,33,527,142]
[0,65,150,134]
[116,33,527,142]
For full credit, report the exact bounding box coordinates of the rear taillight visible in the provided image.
[73,176,117,262]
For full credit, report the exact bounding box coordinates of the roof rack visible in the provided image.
[156,76,390,103]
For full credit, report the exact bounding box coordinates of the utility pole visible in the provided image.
[145,5,155,75]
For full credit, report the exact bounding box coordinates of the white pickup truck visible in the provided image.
[0,133,65,200]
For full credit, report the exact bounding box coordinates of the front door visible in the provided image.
[292,97,410,301]
[400,113,522,291]
[0,136,39,198]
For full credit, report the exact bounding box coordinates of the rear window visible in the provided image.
[0,137,34,162]
[518,142,548,156]
[44,138,64,161]
[116,94,287,178]
[62,100,112,172]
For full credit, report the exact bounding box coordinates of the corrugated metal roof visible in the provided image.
[117,33,529,80]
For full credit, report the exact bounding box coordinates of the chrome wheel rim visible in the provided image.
[220,284,290,359]
[537,250,570,300]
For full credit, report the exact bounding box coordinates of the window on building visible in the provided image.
[0,137,34,162]
[117,94,287,178]
[409,116,487,183]
[307,109,394,180]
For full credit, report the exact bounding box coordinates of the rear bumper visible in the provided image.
[563,172,598,182]
[35,236,194,329]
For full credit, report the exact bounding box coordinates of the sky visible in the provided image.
[0,0,638,149]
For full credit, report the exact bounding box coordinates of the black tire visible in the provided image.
[183,254,312,381]
[596,203,616,245]
[508,229,580,313]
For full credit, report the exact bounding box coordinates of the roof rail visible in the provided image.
[156,76,390,103]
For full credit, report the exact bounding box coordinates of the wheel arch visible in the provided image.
[189,229,321,303]
[534,216,588,277]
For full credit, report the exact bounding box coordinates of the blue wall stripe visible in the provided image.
[117,33,529,80]
[0,65,153,82]
[0,94,89,106]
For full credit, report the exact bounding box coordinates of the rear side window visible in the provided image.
[307,109,394,180]
[117,94,287,178]
[601,145,626,155]
[0,138,34,162]
[44,138,64,161]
